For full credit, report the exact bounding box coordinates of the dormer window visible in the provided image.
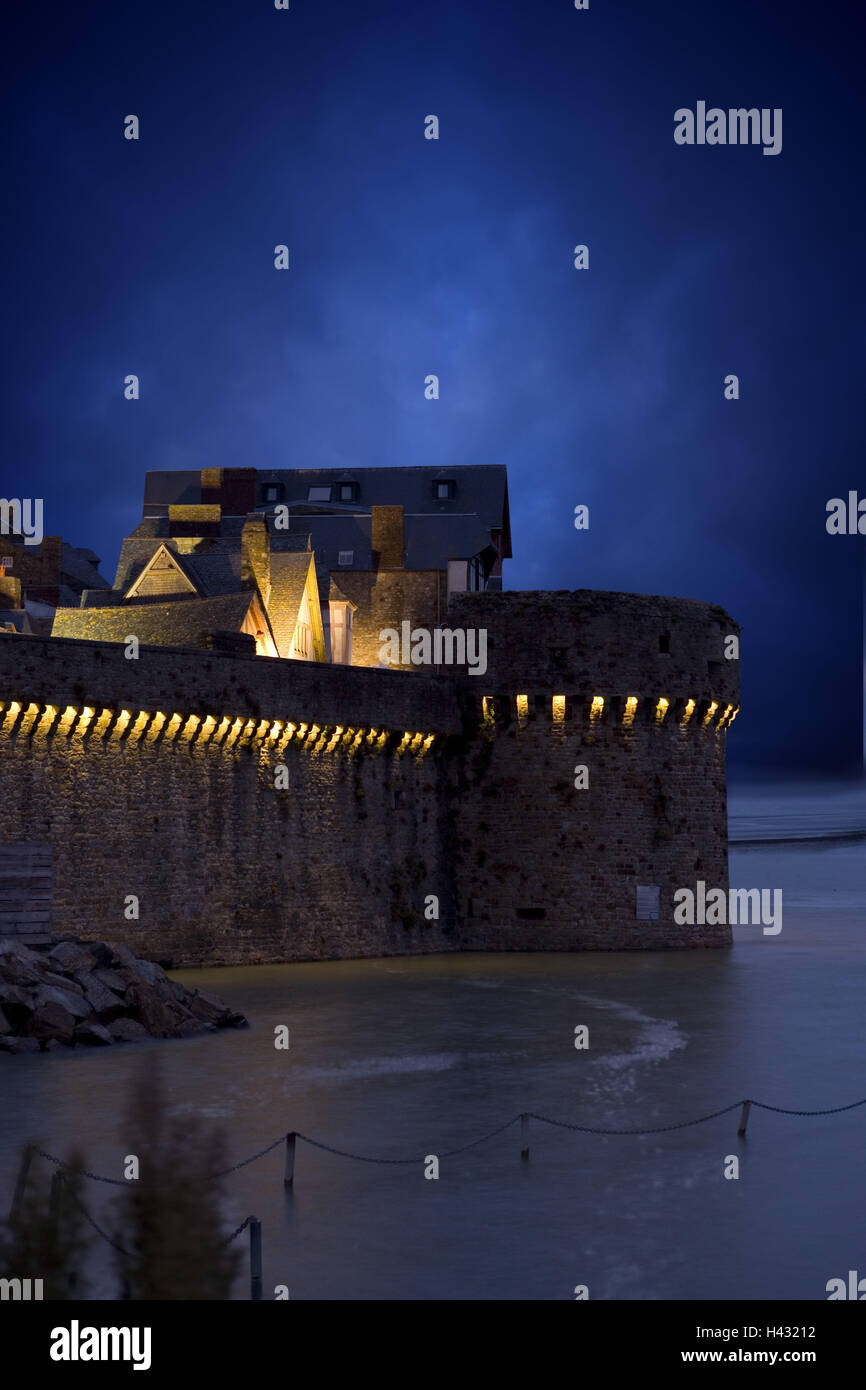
[434,479,455,500]
[307,486,332,502]
[338,482,358,501]
[338,550,354,566]
[263,485,280,503]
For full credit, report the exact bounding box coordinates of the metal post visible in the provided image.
[284,1132,296,1188]
[249,1217,262,1301]
[520,1113,530,1160]
[737,1101,751,1137]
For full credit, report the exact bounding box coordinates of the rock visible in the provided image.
[125,983,189,1038]
[0,937,243,1051]
[175,1018,215,1037]
[78,977,126,1021]
[24,1000,77,1041]
[49,940,97,974]
[107,1017,148,1042]
[92,967,128,995]
[32,984,91,1021]
[186,990,231,1024]
[0,939,45,969]
[117,960,168,990]
[93,943,165,987]
[73,1021,113,1047]
[40,970,85,995]
[0,1034,40,1053]
[0,956,44,988]
[0,983,36,1028]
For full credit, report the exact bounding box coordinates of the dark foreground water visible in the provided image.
[2,782,864,1301]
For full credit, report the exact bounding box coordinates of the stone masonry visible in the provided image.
[0,588,740,965]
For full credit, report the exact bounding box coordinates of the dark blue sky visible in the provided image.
[3,0,863,771]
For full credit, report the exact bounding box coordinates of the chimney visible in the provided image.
[39,536,63,582]
[0,575,22,608]
[241,516,271,605]
[371,505,405,570]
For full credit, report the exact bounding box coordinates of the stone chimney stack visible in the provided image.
[371,505,405,570]
[241,516,271,606]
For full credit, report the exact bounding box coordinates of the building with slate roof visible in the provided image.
[0,534,110,637]
[53,465,510,668]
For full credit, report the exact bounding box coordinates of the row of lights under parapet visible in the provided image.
[0,703,436,754]
[480,695,739,730]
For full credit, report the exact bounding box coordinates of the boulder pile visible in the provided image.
[0,937,248,1053]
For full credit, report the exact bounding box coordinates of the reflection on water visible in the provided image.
[1,796,865,1300]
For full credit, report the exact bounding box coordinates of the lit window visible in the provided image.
[434,480,455,500]
[338,550,354,566]
[307,486,332,502]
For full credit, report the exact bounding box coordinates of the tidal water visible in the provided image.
[1,780,864,1300]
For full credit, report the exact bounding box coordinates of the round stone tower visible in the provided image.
[447,590,740,950]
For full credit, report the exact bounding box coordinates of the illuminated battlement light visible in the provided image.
[681,699,696,725]
[179,714,200,742]
[377,731,388,748]
[552,695,566,723]
[516,694,529,720]
[72,706,95,736]
[482,697,494,723]
[110,709,133,740]
[212,716,230,745]
[702,701,719,726]
[366,728,378,744]
[308,724,320,741]
[590,696,605,720]
[656,698,670,722]
[198,715,217,743]
[224,718,245,747]
[423,734,435,750]
[35,704,60,737]
[92,707,113,738]
[1,703,24,734]
[297,723,308,739]
[623,696,638,725]
[127,711,151,743]
[146,711,167,741]
[410,732,423,749]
